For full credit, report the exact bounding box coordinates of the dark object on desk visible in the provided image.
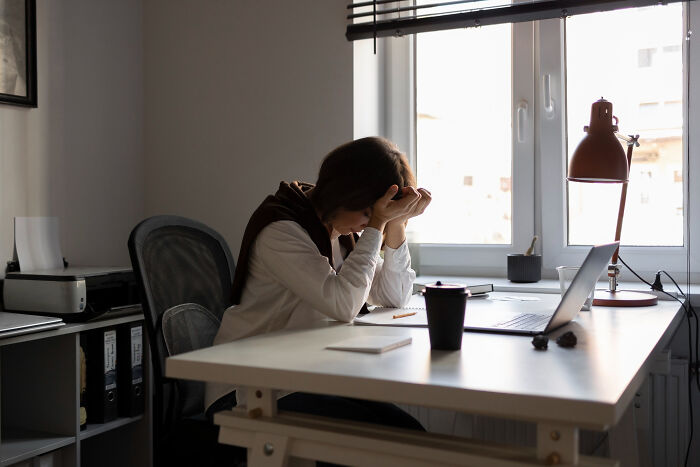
[128,215,242,467]
[532,334,549,350]
[507,254,542,283]
[117,322,145,417]
[556,331,578,348]
[85,327,119,423]
[3,266,141,322]
[424,281,468,350]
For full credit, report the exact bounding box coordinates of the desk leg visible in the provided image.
[537,423,579,465]
[248,432,291,467]
[243,388,293,467]
[609,398,640,466]
[246,387,278,417]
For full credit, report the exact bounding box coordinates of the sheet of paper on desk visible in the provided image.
[355,294,428,327]
[354,310,428,327]
[326,335,412,353]
[14,217,64,271]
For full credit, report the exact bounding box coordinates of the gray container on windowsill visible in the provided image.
[507,254,542,283]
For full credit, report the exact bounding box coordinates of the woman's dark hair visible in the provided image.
[309,137,416,221]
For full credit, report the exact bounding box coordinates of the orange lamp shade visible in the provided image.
[568,98,629,183]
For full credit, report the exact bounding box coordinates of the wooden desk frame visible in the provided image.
[167,293,684,467]
[213,387,618,467]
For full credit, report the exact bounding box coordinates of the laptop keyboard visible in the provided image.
[495,313,550,331]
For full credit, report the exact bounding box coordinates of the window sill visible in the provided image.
[415,274,698,302]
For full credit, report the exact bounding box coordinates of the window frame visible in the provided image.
[375,2,699,281]
[538,3,700,282]
[381,22,536,276]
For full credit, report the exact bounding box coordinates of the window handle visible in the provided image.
[517,100,528,143]
[543,74,555,118]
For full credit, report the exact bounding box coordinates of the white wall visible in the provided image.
[0,0,144,271]
[0,0,353,274]
[143,0,353,257]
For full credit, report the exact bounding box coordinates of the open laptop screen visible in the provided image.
[544,241,619,333]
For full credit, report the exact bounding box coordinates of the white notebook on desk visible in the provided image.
[326,335,412,353]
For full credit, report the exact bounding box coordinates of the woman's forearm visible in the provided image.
[384,219,406,249]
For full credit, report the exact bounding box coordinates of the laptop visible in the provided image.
[0,312,64,339]
[464,241,619,335]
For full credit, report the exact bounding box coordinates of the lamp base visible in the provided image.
[593,290,658,307]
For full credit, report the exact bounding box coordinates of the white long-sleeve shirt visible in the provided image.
[205,220,415,409]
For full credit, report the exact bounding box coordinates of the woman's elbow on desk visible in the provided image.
[322,291,369,323]
[368,279,414,308]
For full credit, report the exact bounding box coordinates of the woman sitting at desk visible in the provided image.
[205,136,430,430]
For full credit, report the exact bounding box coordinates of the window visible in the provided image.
[415,21,534,274]
[540,2,695,275]
[378,2,699,278]
[413,24,513,245]
[565,4,684,248]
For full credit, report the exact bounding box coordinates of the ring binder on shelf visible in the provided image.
[86,327,118,423]
[118,322,144,417]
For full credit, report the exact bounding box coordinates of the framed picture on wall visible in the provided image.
[0,0,37,107]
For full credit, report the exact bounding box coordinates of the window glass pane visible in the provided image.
[413,24,512,244]
[566,4,684,246]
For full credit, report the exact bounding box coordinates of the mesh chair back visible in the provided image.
[162,303,221,417]
[128,215,235,427]
[162,303,221,355]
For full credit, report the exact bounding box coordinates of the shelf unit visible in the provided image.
[0,314,151,467]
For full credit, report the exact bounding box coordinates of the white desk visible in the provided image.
[166,293,684,466]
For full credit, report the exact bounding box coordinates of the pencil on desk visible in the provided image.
[393,311,417,319]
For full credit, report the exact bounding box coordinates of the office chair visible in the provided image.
[128,215,244,467]
[161,302,221,416]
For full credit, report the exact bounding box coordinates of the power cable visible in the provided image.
[617,255,696,466]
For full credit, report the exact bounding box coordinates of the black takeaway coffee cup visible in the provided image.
[423,281,469,350]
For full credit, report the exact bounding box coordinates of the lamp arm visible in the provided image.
[610,133,639,265]
[616,133,640,148]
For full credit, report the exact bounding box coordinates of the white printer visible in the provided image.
[3,266,141,321]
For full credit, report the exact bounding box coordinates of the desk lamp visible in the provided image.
[567,98,657,306]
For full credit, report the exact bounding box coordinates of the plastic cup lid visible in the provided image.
[423,280,468,295]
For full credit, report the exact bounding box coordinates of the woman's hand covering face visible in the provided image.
[396,187,431,222]
[369,185,431,228]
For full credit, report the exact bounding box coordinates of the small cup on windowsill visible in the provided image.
[507,235,541,283]
[507,254,542,283]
